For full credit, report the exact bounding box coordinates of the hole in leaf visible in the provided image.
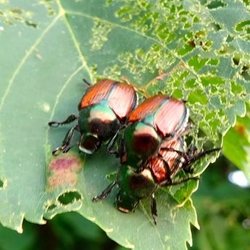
[225,35,234,43]
[241,65,250,81]
[232,56,250,80]
[25,20,38,28]
[232,56,240,66]
[211,22,222,31]
[0,179,4,188]
[47,204,57,211]
[235,20,250,32]
[58,191,82,205]
[207,1,226,9]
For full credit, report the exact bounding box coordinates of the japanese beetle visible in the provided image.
[121,94,189,168]
[48,79,138,155]
[93,139,220,224]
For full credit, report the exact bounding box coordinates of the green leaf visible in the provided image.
[1,0,250,249]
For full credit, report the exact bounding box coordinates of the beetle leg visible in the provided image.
[52,125,78,155]
[182,147,221,173]
[150,193,157,225]
[119,138,128,163]
[106,130,120,157]
[157,153,173,184]
[48,114,78,127]
[92,182,117,201]
[160,146,188,161]
[160,146,221,173]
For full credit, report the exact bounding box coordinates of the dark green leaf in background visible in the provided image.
[1,0,250,249]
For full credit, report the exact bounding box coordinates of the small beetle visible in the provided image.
[93,139,220,224]
[48,79,138,155]
[121,94,189,168]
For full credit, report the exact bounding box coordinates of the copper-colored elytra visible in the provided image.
[128,95,168,122]
[107,82,137,120]
[78,79,137,121]
[155,98,188,136]
[148,139,183,184]
[78,79,114,109]
[127,94,188,137]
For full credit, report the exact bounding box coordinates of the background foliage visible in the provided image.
[0,0,250,249]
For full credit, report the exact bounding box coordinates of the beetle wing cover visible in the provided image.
[150,139,183,183]
[108,83,138,121]
[155,98,189,137]
[78,79,114,109]
[128,95,168,122]
[160,139,183,176]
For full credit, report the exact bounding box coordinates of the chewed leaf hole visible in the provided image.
[58,191,82,205]
[25,20,38,28]
[0,179,7,189]
[207,1,226,9]
[47,204,57,211]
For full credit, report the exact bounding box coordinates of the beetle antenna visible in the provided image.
[182,147,221,173]
[164,176,200,186]
[83,78,91,86]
